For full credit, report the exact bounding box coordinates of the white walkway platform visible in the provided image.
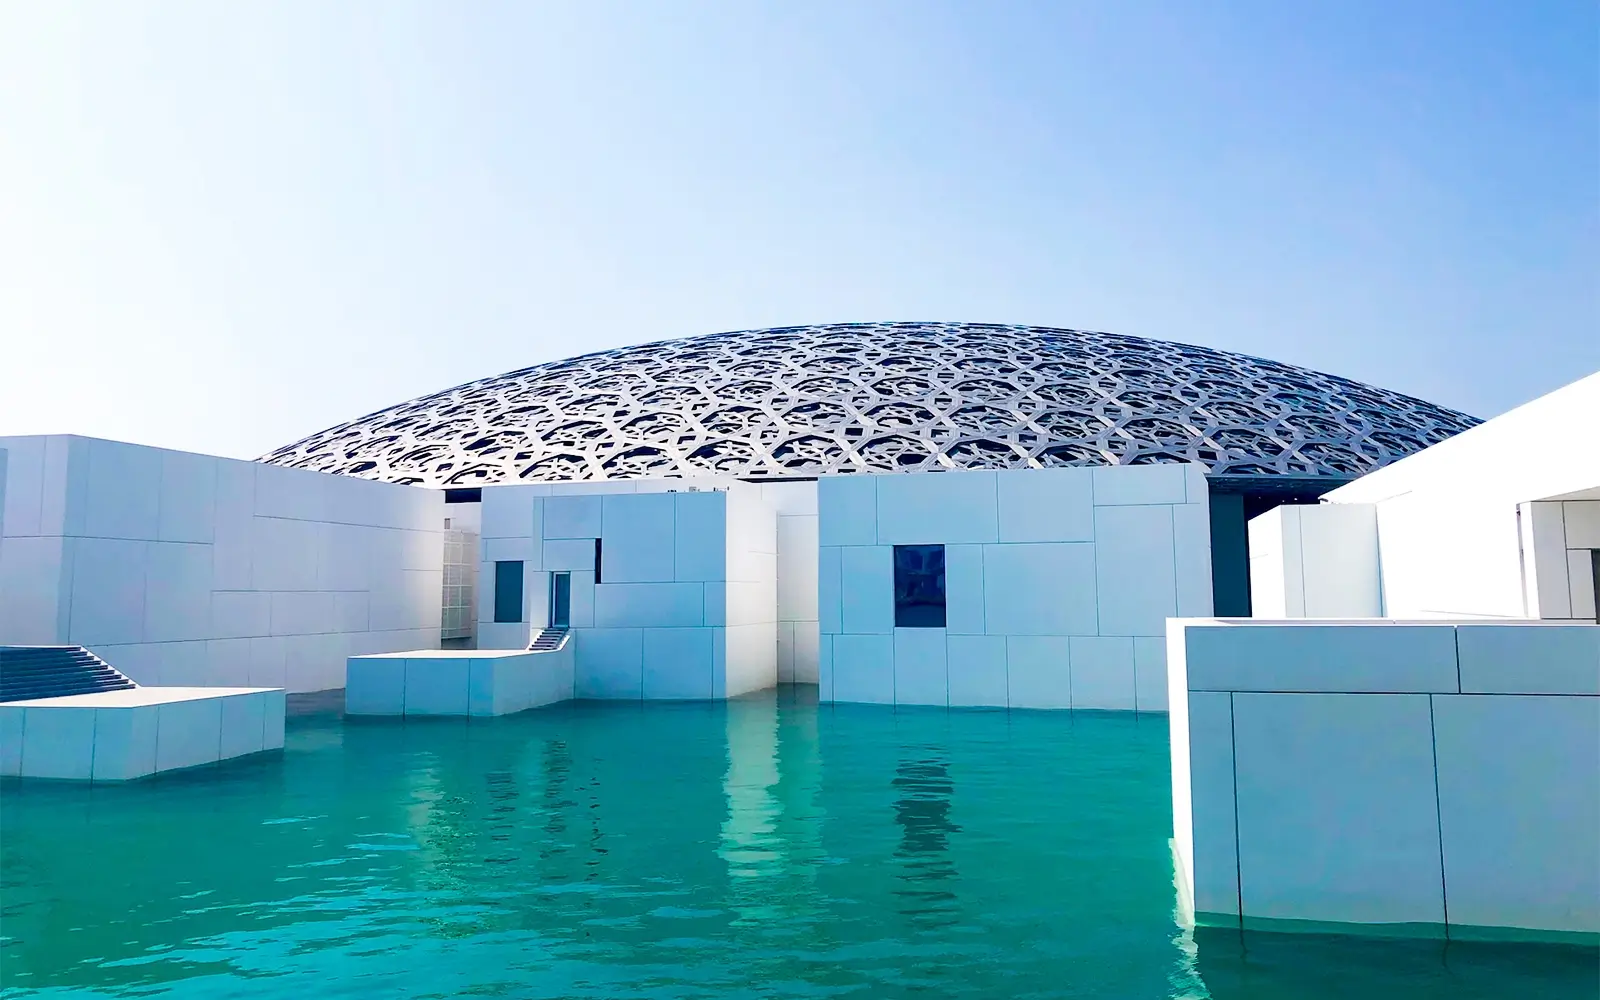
[346,646,575,717]
[1168,618,1600,943]
[0,687,286,781]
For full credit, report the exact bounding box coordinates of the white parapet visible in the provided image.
[345,646,575,717]
[0,687,286,781]
[1168,617,1600,942]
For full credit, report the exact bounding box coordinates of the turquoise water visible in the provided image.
[1,690,1594,999]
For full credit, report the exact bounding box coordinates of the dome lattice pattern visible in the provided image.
[260,323,1480,486]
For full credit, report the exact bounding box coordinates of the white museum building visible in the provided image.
[0,324,1594,943]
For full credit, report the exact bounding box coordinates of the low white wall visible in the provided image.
[818,464,1212,710]
[345,647,574,716]
[0,687,287,781]
[0,435,444,693]
[1168,617,1600,940]
[1247,503,1381,617]
[476,478,778,699]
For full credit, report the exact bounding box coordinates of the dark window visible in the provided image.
[594,538,603,584]
[551,572,571,628]
[894,544,946,628]
[1591,550,1599,624]
[493,561,524,623]
[444,488,483,504]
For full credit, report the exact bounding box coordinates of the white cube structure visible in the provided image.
[0,687,286,781]
[474,479,779,700]
[1168,617,1600,941]
[818,464,1213,710]
[0,435,445,693]
[345,647,574,716]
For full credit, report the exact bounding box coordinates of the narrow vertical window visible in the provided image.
[494,560,524,623]
[1591,550,1599,624]
[551,572,572,628]
[894,544,946,628]
[594,538,603,584]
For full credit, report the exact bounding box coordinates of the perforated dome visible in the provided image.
[259,322,1479,486]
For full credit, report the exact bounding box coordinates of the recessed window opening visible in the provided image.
[493,561,524,623]
[594,538,603,584]
[551,572,572,628]
[894,544,946,628]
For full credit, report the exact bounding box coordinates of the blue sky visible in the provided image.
[1,1,1594,459]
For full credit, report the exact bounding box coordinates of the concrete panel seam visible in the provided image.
[1428,693,1451,936]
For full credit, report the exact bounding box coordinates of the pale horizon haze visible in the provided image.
[1,1,1595,460]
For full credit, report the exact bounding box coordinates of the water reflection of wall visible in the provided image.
[891,750,961,929]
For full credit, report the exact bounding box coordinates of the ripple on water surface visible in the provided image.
[0,691,1594,999]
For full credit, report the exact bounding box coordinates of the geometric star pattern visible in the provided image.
[259,322,1480,486]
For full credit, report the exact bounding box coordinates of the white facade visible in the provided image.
[818,464,1213,710]
[1168,618,1600,940]
[1248,503,1381,617]
[0,436,444,693]
[474,478,779,699]
[1256,372,1599,621]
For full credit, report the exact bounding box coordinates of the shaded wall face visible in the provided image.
[817,464,1213,711]
[0,434,444,691]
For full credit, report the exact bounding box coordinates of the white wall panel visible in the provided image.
[839,545,893,635]
[542,537,595,573]
[982,543,1098,637]
[792,621,820,685]
[157,450,217,544]
[642,627,715,699]
[479,484,539,539]
[204,638,255,686]
[723,622,777,697]
[944,543,985,635]
[818,633,834,700]
[893,628,947,706]
[1092,464,1188,506]
[1563,500,1600,548]
[830,633,894,703]
[577,627,644,699]
[154,697,224,772]
[68,537,148,645]
[1133,636,1167,712]
[0,436,47,535]
[1004,635,1071,709]
[776,514,819,621]
[1232,692,1445,926]
[946,633,1007,707]
[593,582,704,628]
[818,546,842,634]
[251,517,319,592]
[0,535,69,643]
[601,493,675,583]
[673,491,727,582]
[1069,636,1136,710]
[1454,624,1600,695]
[1183,623,1460,694]
[1094,505,1177,637]
[543,494,603,539]
[154,640,212,687]
[84,439,161,541]
[1177,691,1241,918]
[1172,501,1214,618]
[1434,694,1600,934]
[143,542,214,642]
[246,636,289,688]
[996,467,1094,543]
[817,475,877,547]
[876,470,998,545]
